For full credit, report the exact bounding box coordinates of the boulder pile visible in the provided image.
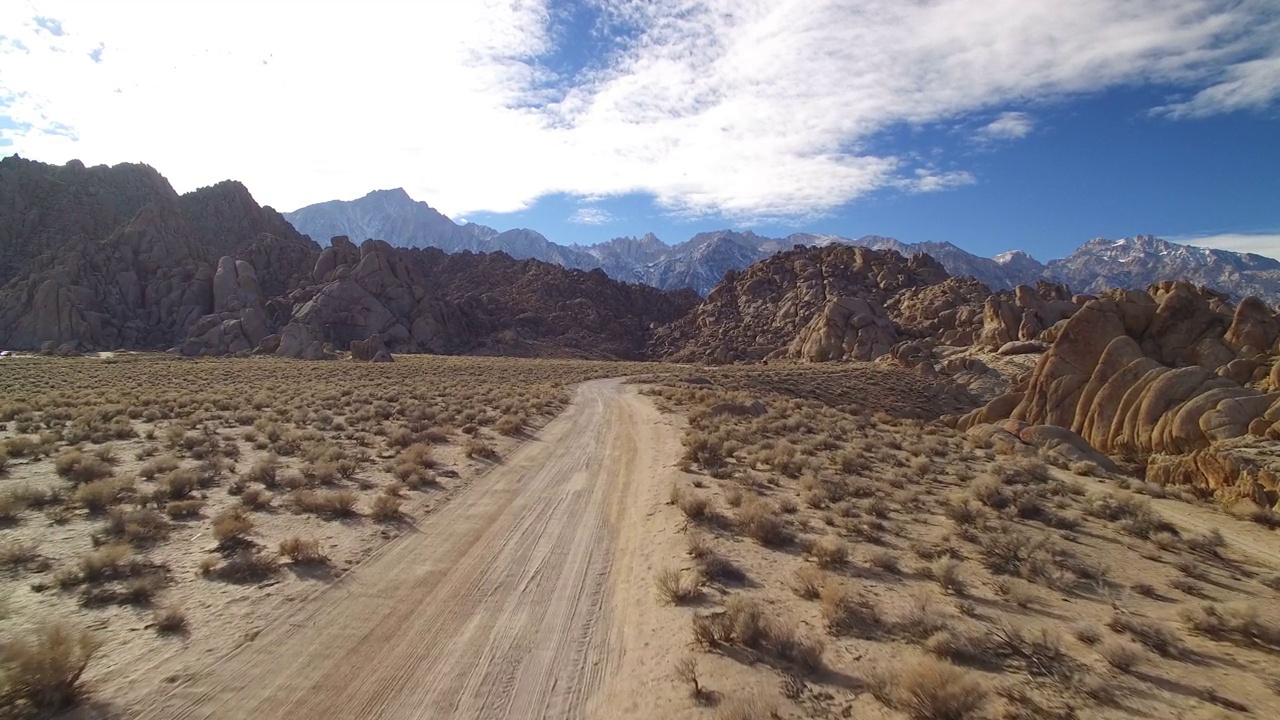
[955,281,1280,505]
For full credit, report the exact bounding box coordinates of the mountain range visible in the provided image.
[284,189,1280,302]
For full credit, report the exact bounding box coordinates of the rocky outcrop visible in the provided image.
[885,277,990,347]
[789,295,898,362]
[0,158,695,360]
[650,245,952,363]
[0,156,177,285]
[977,282,1081,348]
[955,280,1280,505]
[0,160,316,353]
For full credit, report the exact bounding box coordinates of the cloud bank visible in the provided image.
[2,0,1277,220]
[1178,233,1280,260]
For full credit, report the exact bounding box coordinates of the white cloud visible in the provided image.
[1,0,1277,220]
[1160,55,1280,117]
[1176,233,1280,260]
[976,111,1034,141]
[569,206,613,224]
[898,169,976,193]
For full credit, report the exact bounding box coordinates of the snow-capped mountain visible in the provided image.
[1045,235,1280,299]
[284,191,1280,301]
[283,189,600,270]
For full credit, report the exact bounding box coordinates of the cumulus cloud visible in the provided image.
[2,0,1277,219]
[569,206,613,224]
[1177,232,1280,259]
[976,112,1034,142]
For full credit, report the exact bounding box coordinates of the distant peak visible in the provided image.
[993,249,1037,263]
[364,187,414,202]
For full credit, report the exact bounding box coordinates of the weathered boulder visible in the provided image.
[351,333,393,362]
[789,296,899,362]
[1223,296,1278,353]
[997,340,1046,355]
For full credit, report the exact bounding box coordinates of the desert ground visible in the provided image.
[2,354,1280,719]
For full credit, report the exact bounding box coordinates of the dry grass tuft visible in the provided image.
[370,494,404,521]
[54,449,113,485]
[655,566,703,605]
[278,536,329,565]
[1107,613,1186,658]
[211,508,254,544]
[73,476,133,514]
[792,566,826,599]
[1097,639,1145,673]
[736,500,791,546]
[1181,603,1280,647]
[291,489,361,518]
[872,656,989,720]
[0,624,101,712]
[808,535,848,568]
[211,550,279,583]
[154,605,188,634]
[820,583,884,638]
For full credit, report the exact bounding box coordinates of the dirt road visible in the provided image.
[142,378,677,720]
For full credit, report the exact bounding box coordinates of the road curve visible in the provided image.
[142,378,655,720]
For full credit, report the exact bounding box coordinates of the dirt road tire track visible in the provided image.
[141,379,663,720]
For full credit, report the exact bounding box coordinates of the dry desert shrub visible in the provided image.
[291,489,360,518]
[1107,613,1186,658]
[925,625,1001,666]
[370,494,404,521]
[695,594,824,675]
[53,449,112,485]
[76,543,132,584]
[1228,500,1280,528]
[673,656,705,700]
[930,559,968,596]
[655,566,703,605]
[239,486,273,510]
[714,694,776,720]
[212,508,254,544]
[138,453,181,481]
[494,413,525,437]
[808,535,848,568]
[672,487,711,521]
[872,656,989,720]
[820,583,884,638]
[278,536,328,564]
[246,455,280,486]
[868,548,902,574]
[163,499,205,519]
[694,549,746,584]
[0,540,40,570]
[154,604,188,634]
[464,437,498,461]
[159,468,201,499]
[0,624,101,713]
[73,476,133,514]
[103,507,170,545]
[389,444,436,486]
[736,499,790,546]
[211,550,279,583]
[1185,528,1226,557]
[792,566,826,599]
[1181,603,1280,647]
[1097,639,1146,673]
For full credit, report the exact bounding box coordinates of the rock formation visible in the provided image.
[0,158,696,360]
[650,245,953,363]
[955,281,1280,506]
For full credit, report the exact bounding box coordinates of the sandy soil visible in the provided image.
[132,379,686,720]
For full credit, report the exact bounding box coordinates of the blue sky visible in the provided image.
[2,0,1278,261]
